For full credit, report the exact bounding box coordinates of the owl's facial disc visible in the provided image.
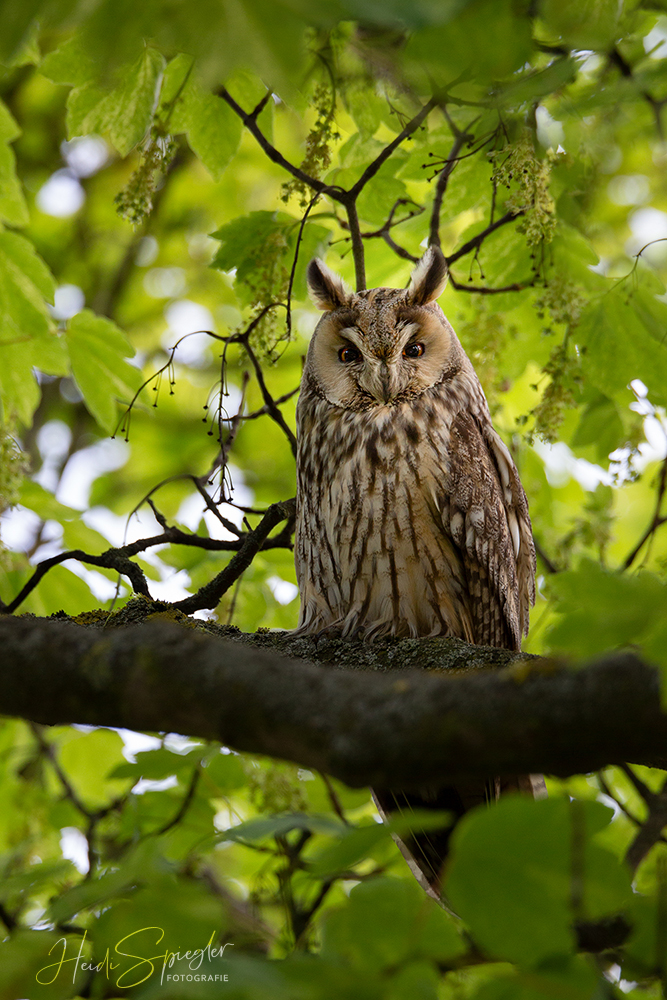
[310,305,456,409]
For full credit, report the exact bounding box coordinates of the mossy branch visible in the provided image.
[0,614,665,788]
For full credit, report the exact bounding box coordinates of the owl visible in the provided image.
[294,245,540,894]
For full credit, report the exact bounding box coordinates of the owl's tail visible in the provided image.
[373,775,546,899]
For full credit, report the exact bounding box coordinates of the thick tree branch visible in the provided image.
[1,616,666,788]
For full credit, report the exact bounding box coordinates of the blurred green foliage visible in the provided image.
[2,0,667,996]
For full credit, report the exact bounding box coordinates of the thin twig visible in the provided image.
[2,505,295,614]
[218,87,330,197]
[448,274,531,295]
[429,129,471,249]
[534,538,559,574]
[622,455,667,571]
[286,194,320,337]
[620,762,656,804]
[625,775,667,874]
[319,773,350,826]
[153,768,201,836]
[242,338,298,455]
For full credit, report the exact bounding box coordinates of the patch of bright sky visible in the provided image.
[50,284,85,320]
[607,174,650,207]
[57,437,130,509]
[60,827,90,874]
[35,136,108,217]
[36,169,85,217]
[134,235,159,267]
[117,729,161,760]
[576,51,603,75]
[535,106,564,151]
[163,300,216,366]
[643,17,667,58]
[536,381,666,490]
[144,266,187,298]
[267,576,298,605]
[61,136,108,177]
[627,207,667,262]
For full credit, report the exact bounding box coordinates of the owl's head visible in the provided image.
[304,246,463,409]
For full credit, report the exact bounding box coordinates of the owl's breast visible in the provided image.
[295,398,473,640]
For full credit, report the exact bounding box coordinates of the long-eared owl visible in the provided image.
[294,246,540,894]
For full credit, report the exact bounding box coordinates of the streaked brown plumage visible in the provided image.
[294,246,540,894]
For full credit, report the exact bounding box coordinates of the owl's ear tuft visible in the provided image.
[407,246,449,306]
[307,258,351,311]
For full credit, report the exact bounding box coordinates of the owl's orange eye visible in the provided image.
[338,345,362,363]
[403,342,425,358]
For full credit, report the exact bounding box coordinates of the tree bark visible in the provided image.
[1,612,666,788]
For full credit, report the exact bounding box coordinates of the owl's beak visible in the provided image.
[379,363,392,404]
[358,360,400,404]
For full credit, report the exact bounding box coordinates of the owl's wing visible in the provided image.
[443,409,536,650]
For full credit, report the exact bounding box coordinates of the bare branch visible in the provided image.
[429,130,470,249]
[4,547,152,613]
[448,273,531,295]
[218,88,330,198]
[172,499,296,613]
[344,197,366,291]
[625,775,667,873]
[348,97,438,199]
[241,338,298,455]
[446,210,524,266]
[2,501,296,614]
[622,456,667,571]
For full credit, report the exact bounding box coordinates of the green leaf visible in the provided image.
[211,210,330,303]
[540,0,621,50]
[547,559,667,661]
[65,309,142,432]
[472,956,600,1000]
[570,394,625,461]
[445,796,631,964]
[110,747,202,781]
[220,812,345,843]
[308,823,390,876]
[67,48,164,155]
[40,34,96,87]
[161,55,242,179]
[0,0,41,65]
[0,929,87,999]
[406,0,533,84]
[0,229,56,301]
[0,100,21,143]
[322,877,464,971]
[55,728,132,809]
[17,480,81,522]
[0,108,26,227]
[0,231,62,423]
[204,751,247,792]
[497,58,579,109]
[577,280,667,408]
[0,860,75,903]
